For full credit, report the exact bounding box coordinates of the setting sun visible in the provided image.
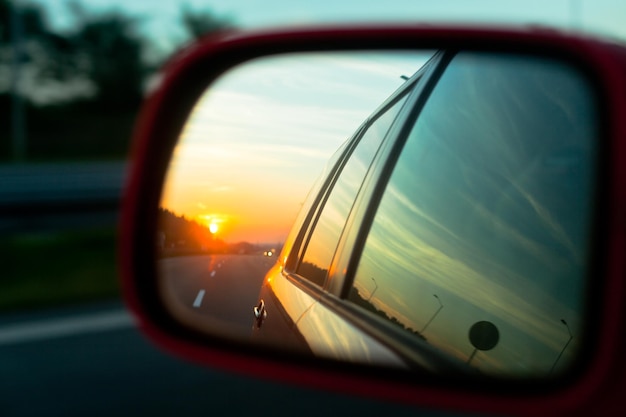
[197,214,225,235]
[158,52,430,244]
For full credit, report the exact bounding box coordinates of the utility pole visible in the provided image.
[10,0,26,162]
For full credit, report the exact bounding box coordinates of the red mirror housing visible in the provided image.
[120,25,626,416]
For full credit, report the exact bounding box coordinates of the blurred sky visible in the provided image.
[32,0,626,244]
[36,0,626,58]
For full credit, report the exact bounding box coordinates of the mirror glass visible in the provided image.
[157,50,598,379]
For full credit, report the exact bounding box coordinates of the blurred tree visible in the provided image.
[0,1,147,160]
[181,5,233,41]
[67,2,145,109]
[0,0,48,42]
[0,1,233,161]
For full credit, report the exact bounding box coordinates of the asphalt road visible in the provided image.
[159,254,273,339]
[0,300,447,417]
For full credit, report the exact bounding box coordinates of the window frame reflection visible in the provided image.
[346,51,599,377]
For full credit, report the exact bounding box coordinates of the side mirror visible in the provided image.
[120,26,626,416]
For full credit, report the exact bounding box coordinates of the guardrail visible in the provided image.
[0,162,127,234]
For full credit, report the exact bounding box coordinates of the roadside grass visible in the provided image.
[0,228,120,312]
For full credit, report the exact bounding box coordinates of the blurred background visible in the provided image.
[2,0,625,311]
[0,0,624,416]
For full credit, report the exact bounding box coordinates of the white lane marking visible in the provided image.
[210,270,216,277]
[193,289,206,308]
[0,310,136,346]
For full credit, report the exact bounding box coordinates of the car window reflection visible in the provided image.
[350,52,597,376]
[298,93,411,286]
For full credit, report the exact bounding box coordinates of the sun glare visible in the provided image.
[197,214,224,235]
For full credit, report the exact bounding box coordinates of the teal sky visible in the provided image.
[138,0,625,245]
[35,0,626,58]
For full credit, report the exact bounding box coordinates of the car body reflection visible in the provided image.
[252,50,597,377]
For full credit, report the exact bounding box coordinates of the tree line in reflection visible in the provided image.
[348,286,427,341]
[296,260,426,341]
[157,208,264,257]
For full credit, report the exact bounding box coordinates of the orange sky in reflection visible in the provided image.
[159,52,430,244]
[159,130,323,243]
[160,159,306,243]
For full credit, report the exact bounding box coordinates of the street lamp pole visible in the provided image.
[550,319,574,374]
[367,278,378,301]
[420,294,443,333]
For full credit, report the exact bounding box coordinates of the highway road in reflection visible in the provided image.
[159,254,273,339]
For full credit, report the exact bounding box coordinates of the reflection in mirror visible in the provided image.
[156,50,598,379]
[157,51,428,337]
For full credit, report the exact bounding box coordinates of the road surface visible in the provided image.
[159,253,273,340]
[0,300,438,417]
